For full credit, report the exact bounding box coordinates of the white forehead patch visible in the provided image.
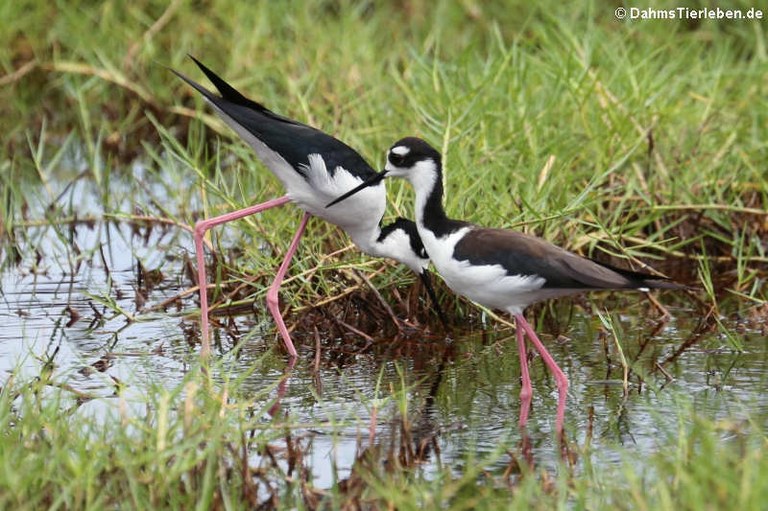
[390,145,410,156]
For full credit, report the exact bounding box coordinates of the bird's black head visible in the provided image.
[385,137,442,175]
[377,217,449,328]
[326,136,442,209]
[378,217,429,262]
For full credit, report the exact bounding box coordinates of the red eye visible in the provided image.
[389,153,405,166]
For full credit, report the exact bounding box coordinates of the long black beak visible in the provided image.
[419,269,450,329]
[326,170,388,208]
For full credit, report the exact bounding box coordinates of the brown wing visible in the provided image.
[453,228,670,290]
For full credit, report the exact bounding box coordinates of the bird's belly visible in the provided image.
[438,258,547,311]
[290,156,387,229]
[422,227,548,313]
[291,185,384,229]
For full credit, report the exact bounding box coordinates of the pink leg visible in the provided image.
[516,324,533,428]
[268,356,296,417]
[369,405,378,446]
[265,212,310,359]
[194,195,292,358]
[514,313,568,434]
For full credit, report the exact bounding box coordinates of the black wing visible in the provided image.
[173,56,375,179]
[453,228,679,290]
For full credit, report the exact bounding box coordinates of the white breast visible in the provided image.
[419,226,548,314]
[293,154,386,245]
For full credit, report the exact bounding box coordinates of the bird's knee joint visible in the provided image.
[266,290,280,308]
[194,221,209,239]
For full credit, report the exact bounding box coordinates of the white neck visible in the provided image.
[347,224,382,257]
[349,225,426,273]
[402,159,441,228]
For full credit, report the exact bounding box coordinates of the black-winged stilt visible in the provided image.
[328,136,683,432]
[173,60,446,358]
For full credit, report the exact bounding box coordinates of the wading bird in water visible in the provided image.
[327,136,683,433]
[174,59,446,359]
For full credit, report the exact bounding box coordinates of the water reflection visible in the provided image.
[1,177,766,490]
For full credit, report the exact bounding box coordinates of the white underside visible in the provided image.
[206,105,426,267]
[420,226,566,314]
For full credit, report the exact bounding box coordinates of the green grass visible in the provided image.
[3,0,765,309]
[1,0,767,508]
[1,362,765,510]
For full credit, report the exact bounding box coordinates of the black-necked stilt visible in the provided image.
[173,59,446,359]
[328,136,684,432]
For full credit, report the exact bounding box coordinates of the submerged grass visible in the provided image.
[1,363,765,510]
[2,0,768,508]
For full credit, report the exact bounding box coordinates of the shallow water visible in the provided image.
[2,173,766,488]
